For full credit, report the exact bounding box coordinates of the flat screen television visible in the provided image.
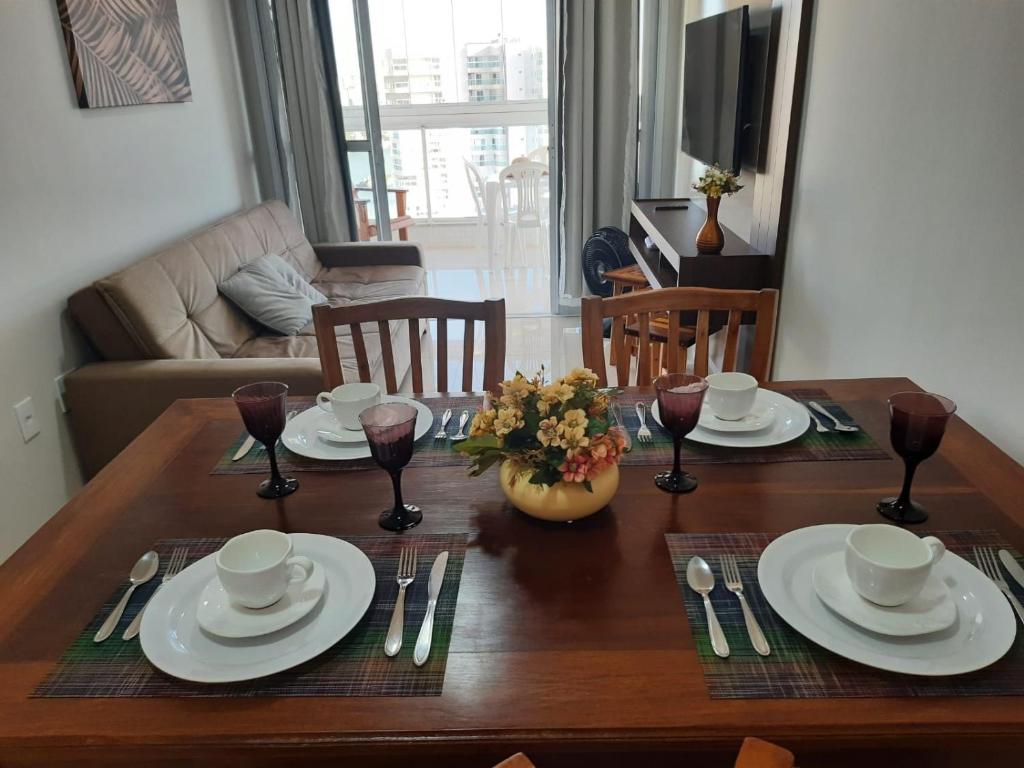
[680,6,749,174]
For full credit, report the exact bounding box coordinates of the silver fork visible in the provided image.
[122,546,189,640]
[974,546,1024,625]
[635,402,653,443]
[384,547,418,656]
[808,401,860,433]
[433,408,453,441]
[721,554,771,656]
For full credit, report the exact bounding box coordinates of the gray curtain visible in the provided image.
[558,0,639,309]
[274,1,355,243]
[636,0,684,198]
[230,0,298,207]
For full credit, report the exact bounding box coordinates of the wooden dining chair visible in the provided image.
[734,737,795,768]
[492,753,535,768]
[581,287,779,387]
[312,297,506,394]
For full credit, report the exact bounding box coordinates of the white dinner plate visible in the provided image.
[140,534,375,683]
[651,389,810,448]
[281,397,433,461]
[812,551,957,637]
[196,561,327,639]
[697,401,776,433]
[757,524,1016,676]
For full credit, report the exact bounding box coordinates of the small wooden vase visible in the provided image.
[696,196,724,254]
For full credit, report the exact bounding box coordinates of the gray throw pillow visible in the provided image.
[218,253,329,336]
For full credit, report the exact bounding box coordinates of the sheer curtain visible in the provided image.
[557,0,639,311]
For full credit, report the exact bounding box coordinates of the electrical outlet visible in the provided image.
[54,372,69,413]
[13,397,40,442]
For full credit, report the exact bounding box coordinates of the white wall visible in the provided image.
[0,0,258,562]
[775,0,1024,464]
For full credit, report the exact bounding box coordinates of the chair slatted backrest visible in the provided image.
[581,287,779,387]
[312,297,506,394]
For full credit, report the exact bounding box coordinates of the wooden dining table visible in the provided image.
[2,377,1023,768]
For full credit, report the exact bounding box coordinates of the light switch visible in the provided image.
[13,397,40,442]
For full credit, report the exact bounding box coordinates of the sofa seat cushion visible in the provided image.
[313,264,426,304]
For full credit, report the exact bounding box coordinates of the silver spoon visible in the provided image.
[686,556,729,658]
[450,410,470,441]
[93,551,159,643]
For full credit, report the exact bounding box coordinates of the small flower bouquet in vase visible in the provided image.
[454,368,627,522]
[692,164,743,254]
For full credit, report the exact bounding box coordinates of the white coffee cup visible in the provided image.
[316,382,381,431]
[844,524,946,607]
[704,372,758,421]
[215,529,315,609]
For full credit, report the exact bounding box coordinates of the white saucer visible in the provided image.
[281,396,433,461]
[812,551,957,637]
[652,389,810,449]
[698,402,776,433]
[757,524,1016,676]
[196,562,327,639]
[316,424,367,444]
[140,534,375,683]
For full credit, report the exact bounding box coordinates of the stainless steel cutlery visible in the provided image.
[998,549,1024,592]
[807,401,860,432]
[686,556,729,658]
[804,404,831,433]
[433,408,453,441]
[721,553,770,656]
[384,547,418,657]
[414,551,449,667]
[635,402,653,443]
[450,410,470,441]
[122,546,189,640]
[975,546,1024,625]
[93,551,159,643]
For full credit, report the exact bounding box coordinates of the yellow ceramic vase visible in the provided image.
[498,461,620,522]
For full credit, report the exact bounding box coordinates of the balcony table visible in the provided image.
[1,378,1023,768]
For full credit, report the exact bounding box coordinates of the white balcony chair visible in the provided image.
[499,160,549,265]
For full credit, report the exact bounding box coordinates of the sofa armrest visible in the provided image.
[65,358,325,478]
[313,241,423,268]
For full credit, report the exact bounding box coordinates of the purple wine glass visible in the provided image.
[654,373,709,493]
[360,402,422,531]
[232,382,299,499]
[877,391,956,524]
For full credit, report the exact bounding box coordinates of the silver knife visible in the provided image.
[413,551,449,667]
[998,550,1024,591]
[232,434,256,461]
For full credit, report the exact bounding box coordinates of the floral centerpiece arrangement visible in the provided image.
[692,164,743,255]
[455,368,627,521]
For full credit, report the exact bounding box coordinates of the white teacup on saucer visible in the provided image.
[197,561,327,639]
[812,551,955,637]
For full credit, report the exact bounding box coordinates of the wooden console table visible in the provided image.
[627,198,772,290]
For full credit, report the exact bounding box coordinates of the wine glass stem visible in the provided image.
[389,469,405,513]
[897,459,919,507]
[672,438,683,478]
[266,443,284,486]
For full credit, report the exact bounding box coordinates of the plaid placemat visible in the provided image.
[212,396,481,475]
[665,530,1024,698]
[34,533,466,698]
[616,388,889,465]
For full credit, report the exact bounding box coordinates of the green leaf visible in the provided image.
[528,463,562,486]
[453,434,499,454]
[582,479,594,493]
[468,449,504,477]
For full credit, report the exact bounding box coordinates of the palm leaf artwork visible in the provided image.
[56,0,192,108]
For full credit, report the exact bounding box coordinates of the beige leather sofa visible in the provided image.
[66,200,427,477]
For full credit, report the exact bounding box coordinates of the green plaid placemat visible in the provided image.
[34,533,466,698]
[212,396,481,475]
[617,388,889,465]
[666,530,1024,698]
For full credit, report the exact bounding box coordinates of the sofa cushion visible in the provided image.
[313,264,426,304]
[94,201,319,359]
[218,254,328,335]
